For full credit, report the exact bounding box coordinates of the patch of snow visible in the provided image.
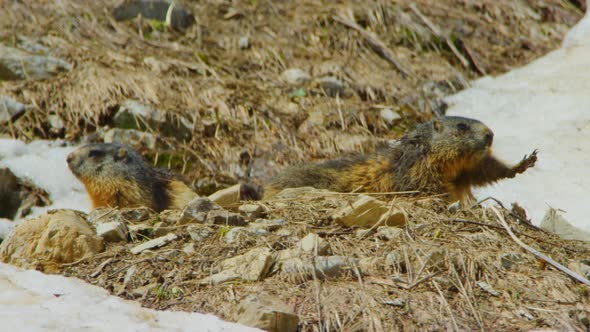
[0,263,259,332]
[446,7,590,230]
[0,139,91,221]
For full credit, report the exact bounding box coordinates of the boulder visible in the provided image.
[297,233,330,255]
[0,210,103,272]
[332,195,405,228]
[0,95,27,124]
[236,295,299,332]
[0,45,71,80]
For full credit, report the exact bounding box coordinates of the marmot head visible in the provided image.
[67,143,148,181]
[408,116,494,158]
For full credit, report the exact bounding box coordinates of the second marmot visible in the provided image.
[265,116,537,204]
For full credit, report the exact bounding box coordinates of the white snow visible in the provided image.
[0,263,259,332]
[446,5,590,230]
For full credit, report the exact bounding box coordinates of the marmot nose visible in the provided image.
[66,152,74,164]
[484,132,494,147]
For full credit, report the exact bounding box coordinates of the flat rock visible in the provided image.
[379,108,401,124]
[281,256,358,279]
[0,45,71,80]
[280,68,311,86]
[130,233,177,254]
[248,218,286,231]
[332,195,406,228]
[0,95,27,124]
[376,226,403,240]
[103,128,157,150]
[113,100,192,139]
[96,221,128,243]
[297,233,330,255]
[238,204,265,219]
[236,295,299,332]
[223,227,267,244]
[202,247,273,284]
[178,197,221,224]
[187,224,212,242]
[208,184,241,208]
[0,210,103,272]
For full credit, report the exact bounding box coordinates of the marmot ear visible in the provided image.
[433,119,443,132]
[115,147,128,161]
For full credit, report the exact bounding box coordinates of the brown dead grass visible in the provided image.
[65,194,590,331]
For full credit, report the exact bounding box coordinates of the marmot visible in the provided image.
[264,116,537,204]
[67,143,198,212]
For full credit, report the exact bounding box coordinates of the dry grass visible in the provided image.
[64,194,590,331]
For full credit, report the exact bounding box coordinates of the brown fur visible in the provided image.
[265,116,538,205]
[68,143,198,211]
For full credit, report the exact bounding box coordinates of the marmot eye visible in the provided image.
[456,123,469,131]
[88,150,104,158]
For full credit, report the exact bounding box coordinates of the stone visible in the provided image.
[103,128,157,150]
[186,224,211,242]
[113,100,192,139]
[207,210,246,226]
[0,210,103,272]
[238,204,265,219]
[113,0,195,30]
[476,281,500,297]
[201,247,273,284]
[96,221,128,243]
[500,253,524,269]
[223,227,267,244]
[47,114,64,133]
[332,195,406,228]
[280,68,311,86]
[182,243,196,255]
[0,45,71,81]
[376,226,403,240]
[379,108,401,124]
[276,229,293,237]
[540,208,590,242]
[281,256,358,279]
[297,233,330,255]
[208,184,241,208]
[178,197,221,224]
[316,76,347,97]
[239,36,250,49]
[249,218,286,231]
[130,233,177,254]
[0,95,27,124]
[236,295,299,332]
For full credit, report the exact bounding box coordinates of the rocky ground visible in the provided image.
[1,0,589,331]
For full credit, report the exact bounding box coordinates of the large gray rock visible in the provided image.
[236,295,299,332]
[0,45,71,80]
[0,95,27,124]
[0,210,104,272]
[103,128,157,150]
[201,247,273,284]
[332,195,406,228]
[113,100,193,140]
[281,256,359,279]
